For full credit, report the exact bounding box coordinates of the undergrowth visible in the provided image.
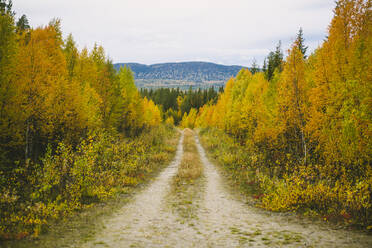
[199,127,372,229]
[0,125,178,240]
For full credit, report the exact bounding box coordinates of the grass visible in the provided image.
[175,129,202,183]
[168,128,204,220]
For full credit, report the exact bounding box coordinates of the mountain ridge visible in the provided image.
[113,61,247,82]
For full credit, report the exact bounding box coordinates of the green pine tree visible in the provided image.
[265,40,283,81]
[16,14,30,33]
[296,27,308,58]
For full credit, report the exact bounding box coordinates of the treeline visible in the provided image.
[196,0,371,226]
[141,87,221,125]
[0,0,167,239]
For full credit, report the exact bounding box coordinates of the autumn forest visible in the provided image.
[0,0,371,246]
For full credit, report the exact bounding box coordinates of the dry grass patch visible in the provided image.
[168,128,204,220]
[174,128,202,184]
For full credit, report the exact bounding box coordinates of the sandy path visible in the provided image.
[81,130,205,247]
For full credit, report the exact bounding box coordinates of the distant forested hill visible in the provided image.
[114,62,246,82]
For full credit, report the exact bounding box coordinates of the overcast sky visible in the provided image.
[13,0,335,67]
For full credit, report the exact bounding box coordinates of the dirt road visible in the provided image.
[78,130,372,247]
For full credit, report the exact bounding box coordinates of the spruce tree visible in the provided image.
[295,27,308,58]
[262,58,267,73]
[16,14,30,33]
[265,41,283,81]
[250,58,259,74]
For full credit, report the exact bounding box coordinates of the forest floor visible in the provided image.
[5,129,372,248]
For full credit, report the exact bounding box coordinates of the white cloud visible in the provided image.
[13,0,335,66]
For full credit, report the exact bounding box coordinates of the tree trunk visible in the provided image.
[25,119,29,161]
